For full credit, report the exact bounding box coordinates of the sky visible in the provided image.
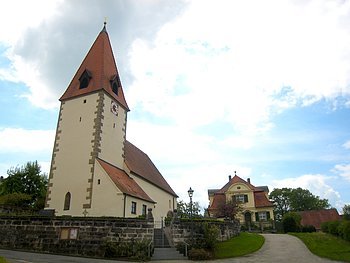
[0,0,350,213]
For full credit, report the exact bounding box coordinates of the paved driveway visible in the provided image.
[0,234,344,263]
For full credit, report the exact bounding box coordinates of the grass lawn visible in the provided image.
[214,232,264,259]
[290,232,350,262]
[0,257,8,263]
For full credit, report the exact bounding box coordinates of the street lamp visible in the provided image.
[188,187,194,242]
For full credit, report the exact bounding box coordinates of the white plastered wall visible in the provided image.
[99,94,126,169]
[47,93,98,216]
[127,169,177,224]
[89,160,125,217]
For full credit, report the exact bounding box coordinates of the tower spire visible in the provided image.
[102,18,107,32]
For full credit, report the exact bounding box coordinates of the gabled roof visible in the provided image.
[124,141,178,197]
[97,158,154,203]
[218,175,258,193]
[208,175,274,213]
[299,208,341,230]
[60,24,129,111]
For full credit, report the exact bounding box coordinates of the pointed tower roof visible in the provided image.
[60,23,129,111]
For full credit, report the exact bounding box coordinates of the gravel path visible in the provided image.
[155,234,344,263]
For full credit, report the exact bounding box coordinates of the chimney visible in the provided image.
[228,175,232,181]
[247,178,251,184]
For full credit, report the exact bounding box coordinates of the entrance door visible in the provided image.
[244,211,252,229]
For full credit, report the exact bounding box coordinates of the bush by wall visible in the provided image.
[188,248,213,260]
[321,220,350,242]
[282,212,301,233]
[301,225,316,233]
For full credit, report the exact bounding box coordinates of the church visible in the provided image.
[45,23,178,222]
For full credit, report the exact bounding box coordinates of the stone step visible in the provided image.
[152,247,187,260]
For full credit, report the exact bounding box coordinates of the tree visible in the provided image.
[176,200,202,218]
[269,188,292,221]
[0,161,48,210]
[343,204,350,220]
[270,187,330,221]
[215,200,242,220]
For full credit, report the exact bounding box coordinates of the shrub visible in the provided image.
[301,225,316,233]
[0,193,32,207]
[321,221,330,233]
[282,212,301,233]
[339,220,350,241]
[104,239,150,260]
[328,221,341,236]
[188,248,213,260]
[202,223,219,250]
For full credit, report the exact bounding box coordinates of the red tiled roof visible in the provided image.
[124,141,178,197]
[254,191,274,208]
[207,193,226,216]
[97,158,154,203]
[60,26,129,111]
[299,209,341,230]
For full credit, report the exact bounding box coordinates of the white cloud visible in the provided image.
[127,0,350,136]
[0,0,62,45]
[271,174,343,210]
[333,163,350,181]
[0,128,55,153]
[343,140,350,149]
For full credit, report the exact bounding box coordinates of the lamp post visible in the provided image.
[188,187,194,242]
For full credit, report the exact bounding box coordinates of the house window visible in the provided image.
[142,205,147,216]
[255,211,270,222]
[131,201,137,214]
[64,192,71,210]
[234,194,248,203]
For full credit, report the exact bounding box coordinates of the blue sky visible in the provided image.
[0,0,350,213]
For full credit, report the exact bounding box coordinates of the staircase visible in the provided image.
[152,247,187,260]
[152,228,187,260]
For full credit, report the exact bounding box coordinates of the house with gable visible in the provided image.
[207,173,274,228]
[45,23,178,223]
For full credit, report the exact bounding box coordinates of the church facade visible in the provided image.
[45,24,177,222]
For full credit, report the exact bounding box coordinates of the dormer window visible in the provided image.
[79,69,92,89]
[110,74,121,96]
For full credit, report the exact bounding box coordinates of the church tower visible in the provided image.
[46,23,130,215]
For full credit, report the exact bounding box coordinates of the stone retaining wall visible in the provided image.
[0,216,154,257]
[171,219,240,245]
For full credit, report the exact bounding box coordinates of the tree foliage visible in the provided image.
[269,187,330,221]
[176,200,202,218]
[343,204,350,220]
[215,200,242,220]
[0,161,48,210]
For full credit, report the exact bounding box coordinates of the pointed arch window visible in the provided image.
[110,74,121,96]
[79,69,92,89]
[64,192,71,210]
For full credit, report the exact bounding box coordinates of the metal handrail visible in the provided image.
[182,240,189,257]
[148,240,153,257]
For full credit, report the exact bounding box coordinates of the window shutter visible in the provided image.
[267,211,270,220]
[244,195,248,203]
[255,212,259,222]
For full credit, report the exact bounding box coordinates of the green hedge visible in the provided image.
[321,220,350,241]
